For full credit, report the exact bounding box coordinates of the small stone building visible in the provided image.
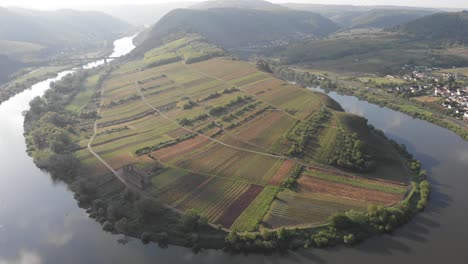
[123,164,149,189]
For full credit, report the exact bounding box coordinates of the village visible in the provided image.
[383,65,468,123]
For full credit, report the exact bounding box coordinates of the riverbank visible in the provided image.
[0,65,73,105]
[273,66,468,141]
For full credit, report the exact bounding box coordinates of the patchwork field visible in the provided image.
[72,38,412,231]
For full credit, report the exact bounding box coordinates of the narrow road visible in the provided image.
[87,77,126,184]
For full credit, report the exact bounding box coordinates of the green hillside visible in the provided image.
[138,7,339,52]
[192,0,286,10]
[395,11,468,44]
[273,34,468,74]
[0,8,131,48]
[0,55,22,84]
[284,4,438,28]
[349,9,435,29]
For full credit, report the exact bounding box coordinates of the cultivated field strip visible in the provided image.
[216,185,265,228]
[298,176,404,205]
[230,187,278,231]
[265,192,368,228]
[175,178,250,222]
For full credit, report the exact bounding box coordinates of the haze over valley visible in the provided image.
[1,1,468,263]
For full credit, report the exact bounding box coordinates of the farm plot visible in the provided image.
[216,185,264,228]
[241,78,284,95]
[303,169,408,194]
[151,168,210,204]
[264,192,368,228]
[99,101,152,124]
[313,126,339,162]
[93,115,176,146]
[297,175,404,205]
[230,187,278,232]
[268,160,296,186]
[231,111,296,152]
[228,72,270,87]
[175,178,250,222]
[152,135,212,162]
[172,143,282,184]
[190,58,254,80]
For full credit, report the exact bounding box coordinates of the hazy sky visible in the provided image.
[2,0,468,10]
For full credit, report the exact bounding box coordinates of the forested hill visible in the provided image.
[0,8,131,49]
[346,9,436,29]
[283,4,438,29]
[138,8,339,52]
[0,55,22,84]
[394,11,468,44]
[191,0,285,10]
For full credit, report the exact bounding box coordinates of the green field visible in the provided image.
[230,187,278,231]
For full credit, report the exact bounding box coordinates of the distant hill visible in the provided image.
[191,0,286,10]
[76,3,193,26]
[138,8,339,52]
[395,11,468,44]
[0,55,22,84]
[347,9,436,29]
[284,4,439,29]
[0,8,131,49]
[0,7,131,85]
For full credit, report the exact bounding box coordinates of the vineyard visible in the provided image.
[265,192,369,228]
[68,36,412,231]
[230,187,279,231]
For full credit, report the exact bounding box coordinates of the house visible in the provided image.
[123,164,149,189]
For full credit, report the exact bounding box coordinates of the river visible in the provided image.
[1,38,467,263]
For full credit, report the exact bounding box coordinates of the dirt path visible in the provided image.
[86,72,191,223]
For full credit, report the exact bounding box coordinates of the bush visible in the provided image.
[343,234,356,245]
[179,209,207,232]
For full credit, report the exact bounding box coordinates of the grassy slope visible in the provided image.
[275,31,468,74]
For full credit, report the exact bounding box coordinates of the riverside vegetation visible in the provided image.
[272,65,468,141]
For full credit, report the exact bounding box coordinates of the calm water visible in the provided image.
[1,43,468,263]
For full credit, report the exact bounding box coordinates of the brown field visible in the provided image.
[264,192,369,228]
[298,176,403,205]
[268,160,295,186]
[216,185,264,228]
[166,127,191,139]
[414,96,442,103]
[306,166,408,186]
[154,172,210,204]
[235,111,282,138]
[152,135,210,161]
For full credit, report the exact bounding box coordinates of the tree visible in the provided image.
[343,234,356,245]
[277,227,288,240]
[226,231,239,245]
[256,60,272,73]
[179,209,206,232]
[136,198,164,223]
[329,213,353,230]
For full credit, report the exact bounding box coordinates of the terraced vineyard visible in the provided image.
[69,36,412,232]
